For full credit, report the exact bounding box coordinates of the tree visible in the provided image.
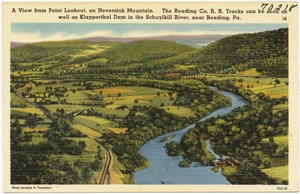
[274,79,280,85]
[263,159,272,168]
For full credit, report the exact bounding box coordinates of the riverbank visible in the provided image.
[134,87,246,184]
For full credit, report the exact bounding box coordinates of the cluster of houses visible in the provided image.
[69,64,87,70]
[164,73,206,79]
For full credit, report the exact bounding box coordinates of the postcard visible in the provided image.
[2,1,299,192]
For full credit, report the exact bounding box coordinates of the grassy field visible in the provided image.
[273,103,288,110]
[205,72,288,99]
[107,127,127,134]
[237,68,262,76]
[73,124,102,138]
[11,93,32,107]
[93,86,169,96]
[23,124,50,133]
[250,84,288,98]
[70,46,105,60]
[260,135,288,183]
[30,132,48,144]
[176,65,197,70]
[110,153,126,184]
[262,166,288,183]
[221,166,237,177]
[86,58,108,64]
[11,107,44,115]
[262,135,288,150]
[98,86,175,108]
[160,106,195,117]
[73,116,118,134]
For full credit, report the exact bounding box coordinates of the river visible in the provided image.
[134,87,249,184]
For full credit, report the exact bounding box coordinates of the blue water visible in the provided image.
[134,87,249,184]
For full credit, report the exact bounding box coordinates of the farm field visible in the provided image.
[205,72,288,98]
[73,116,118,133]
[23,124,50,133]
[11,93,32,107]
[30,132,48,144]
[262,136,288,150]
[273,103,288,110]
[107,127,127,134]
[160,106,195,117]
[262,166,288,183]
[11,107,44,115]
[73,124,102,138]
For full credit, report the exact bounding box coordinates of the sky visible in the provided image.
[11,23,288,43]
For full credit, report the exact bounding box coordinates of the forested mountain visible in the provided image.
[11,41,119,64]
[11,28,288,78]
[178,28,288,77]
[98,40,196,65]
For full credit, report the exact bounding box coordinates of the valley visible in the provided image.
[10,28,288,185]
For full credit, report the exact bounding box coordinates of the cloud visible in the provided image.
[121,29,238,38]
[11,30,115,43]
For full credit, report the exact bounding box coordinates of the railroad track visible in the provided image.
[93,139,112,185]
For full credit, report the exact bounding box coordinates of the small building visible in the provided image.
[213,157,240,167]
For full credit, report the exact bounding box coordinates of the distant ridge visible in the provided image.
[11,34,229,48]
[11,42,29,48]
[79,34,229,43]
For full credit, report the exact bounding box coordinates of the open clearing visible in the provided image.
[262,135,288,150]
[11,93,32,107]
[69,44,107,61]
[237,68,262,76]
[73,124,102,138]
[11,107,44,115]
[250,84,288,98]
[273,103,288,110]
[160,106,195,117]
[23,124,50,133]
[205,71,288,99]
[262,165,288,183]
[107,128,127,134]
[73,116,117,134]
[93,87,134,95]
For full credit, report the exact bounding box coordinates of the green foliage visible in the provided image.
[44,118,85,140]
[99,40,195,65]
[165,141,182,156]
[103,106,196,176]
[11,41,93,63]
[169,28,288,77]
[178,159,192,168]
[226,160,276,184]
